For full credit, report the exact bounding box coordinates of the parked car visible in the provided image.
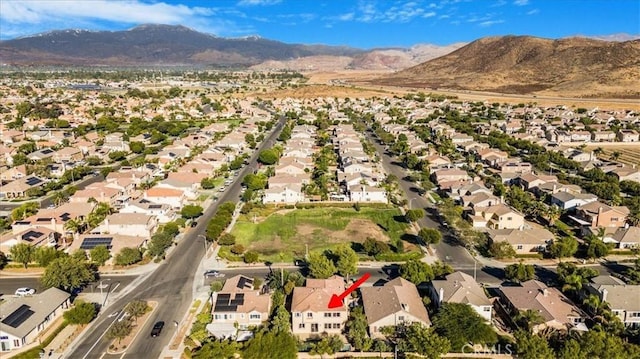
[190,221,198,228]
[15,287,36,296]
[204,270,224,278]
[150,321,164,337]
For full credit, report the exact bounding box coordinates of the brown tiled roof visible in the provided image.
[291,275,346,312]
[360,277,430,325]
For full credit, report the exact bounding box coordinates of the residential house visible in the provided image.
[0,176,45,199]
[516,173,558,192]
[143,187,186,209]
[70,185,120,207]
[584,276,640,328]
[263,184,305,204]
[0,288,71,352]
[119,199,176,224]
[617,130,640,142]
[487,227,555,254]
[470,204,525,229]
[496,280,587,333]
[0,164,27,181]
[571,201,629,228]
[348,185,387,203]
[608,166,640,183]
[361,277,431,339]
[610,226,640,249]
[430,271,492,321]
[52,147,83,163]
[11,202,94,237]
[291,276,348,336]
[93,213,157,238]
[207,275,271,338]
[0,227,59,252]
[432,168,470,186]
[591,131,616,142]
[550,192,598,210]
[70,233,149,260]
[499,161,533,175]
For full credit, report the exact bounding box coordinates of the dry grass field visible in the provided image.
[585,145,640,167]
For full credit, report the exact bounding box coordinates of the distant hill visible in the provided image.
[0,24,462,71]
[376,35,640,98]
[0,24,363,67]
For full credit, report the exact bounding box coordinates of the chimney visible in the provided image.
[601,288,608,302]
[553,184,557,193]
[439,287,444,303]
[542,288,548,297]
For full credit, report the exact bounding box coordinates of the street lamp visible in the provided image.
[99,278,111,308]
[198,234,208,254]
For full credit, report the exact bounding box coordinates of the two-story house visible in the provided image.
[584,276,640,328]
[93,213,157,238]
[291,276,348,337]
[430,272,493,321]
[571,201,629,229]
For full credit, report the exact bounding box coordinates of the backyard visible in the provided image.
[228,206,416,262]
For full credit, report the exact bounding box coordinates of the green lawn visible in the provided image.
[229,206,410,262]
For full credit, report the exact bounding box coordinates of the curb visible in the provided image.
[106,301,158,355]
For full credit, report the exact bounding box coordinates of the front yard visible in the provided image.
[228,206,416,262]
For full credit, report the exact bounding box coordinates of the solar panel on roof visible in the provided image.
[238,277,253,290]
[37,218,52,222]
[1,305,35,328]
[148,205,162,209]
[22,230,44,242]
[80,237,113,250]
[41,149,54,154]
[25,177,43,186]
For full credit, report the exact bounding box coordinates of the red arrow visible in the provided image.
[328,273,371,309]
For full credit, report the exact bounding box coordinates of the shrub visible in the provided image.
[230,244,245,255]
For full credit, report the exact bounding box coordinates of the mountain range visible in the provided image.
[0,24,460,70]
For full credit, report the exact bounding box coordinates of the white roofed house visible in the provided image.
[263,183,305,204]
[93,213,158,238]
[348,184,387,203]
[430,272,493,321]
[119,199,176,224]
[0,288,71,352]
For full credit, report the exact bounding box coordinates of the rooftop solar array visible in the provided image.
[80,237,113,250]
[22,230,44,242]
[238,276,254,290]
[36,218,52,222]
[214,293,245,312]
[148,204,162,209]
[2,305,35,328]
[41,149,54,154]
[25,177,43,186]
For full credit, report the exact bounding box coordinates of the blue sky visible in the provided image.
[1,0,638,48]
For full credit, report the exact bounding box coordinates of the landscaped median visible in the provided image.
[218,204,423,263]
[106,300,157,354]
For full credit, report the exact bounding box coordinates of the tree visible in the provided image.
[586,237,611,259]
[557,262,598,294]
[258,148,279,165]
[41,256,96,292]
[549,237,578,260]
[11,202,39,221]
[331,245,358,281]
[243,331,297,359]
[63,301,97,325]
[270,305,291,333]
[489,241,516,259]
[514,309,545,332]
[384,323,450,359]
[181,205,203,219]
[433,303,497,351]
[114,247,142,266]
[514,330,555,359]
[125,300,150,322]
[310,335,343,357]
[210,280,224,293]
[504,262,535,283]
[107,320,132,344]
[192,339,238,359]
[244,251,259,264]
[10,243,34,269]
[90,245,111,266]
[418,228,442,247]
[0,251,8,270]
[34,246,63,267]
[345,306,373,351]
[399,259,434,285]
[218,233,236,246]
[362,237,389,256]
[129,141,145,154]
[405,208,424,223]
[431,261,454,278]
[64,218,83,235]
[308,252,336,279]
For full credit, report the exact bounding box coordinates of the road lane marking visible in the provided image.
[81,309,124,359]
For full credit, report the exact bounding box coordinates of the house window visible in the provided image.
[324,313,331,318]
[298,323,305,329]
[295,312,301,318]
[332,312,340,317]
[307,312,313,318]
[611,217,618,222]
[324,323,332,329]
[214,314,221,320]
[517,245,523,250]
[483,307,491,312]
[311,323,319,332]
[631,312,640,318]
[398,316,405,322]
[506,216,513,221]
[13,340,20,347]
[250,314,261,320]
[332,323,341,329]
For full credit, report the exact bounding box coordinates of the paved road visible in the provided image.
[364,129,476,267]
[0,275,137,300]
[68,110,287,359]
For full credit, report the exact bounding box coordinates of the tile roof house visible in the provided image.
[469,204,525,230]
[292,276,348,337]
[0,288,71,352]
[348,184,387,203]
[93,213,157,238]
[0,176,46,199]
[429,271,493,321]
[143,187,186,209]
[571,201,630,228]
[119,199,176,224]
[497,280,587,334]
[207,275,271,338]
[487,227,555,254]
[584,276,640,328]
[69,233,148,261]
[263,184,305,204]
[361,277,431,338]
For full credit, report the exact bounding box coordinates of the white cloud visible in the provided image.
[237,0,281,6]
[338,13,355,21]
[513,0,529,6]
[423,11,437,18]
[479,19,505,27]
[527,9,539,15]
[0,0,253,38]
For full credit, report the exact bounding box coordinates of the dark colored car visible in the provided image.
[150,321,164,337]
[190,221,198,228]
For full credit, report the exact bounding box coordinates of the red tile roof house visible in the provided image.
[291,276,349,338]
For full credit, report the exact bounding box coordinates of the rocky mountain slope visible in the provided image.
[375,35,640,98]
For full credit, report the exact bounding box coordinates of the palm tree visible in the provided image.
[64,219,82,234]
[610,151,621,161]
[514,309,545,332]
[543,204,561,226]
[561,273,585,294]
[583,294,609,316]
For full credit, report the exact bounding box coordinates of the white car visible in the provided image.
[15,287,36,296]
